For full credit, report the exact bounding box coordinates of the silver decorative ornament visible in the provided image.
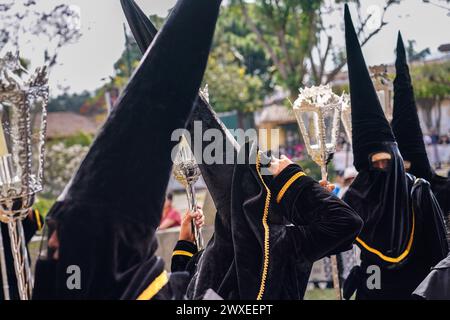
[172,135,203,249]
[0,52,49,300]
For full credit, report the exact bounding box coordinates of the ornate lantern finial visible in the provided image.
[200,84,209,103]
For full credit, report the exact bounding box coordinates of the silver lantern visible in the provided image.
[292,84,343,300]
[0,52,48,300]
[172,135,204,250]
[370,64,393,122]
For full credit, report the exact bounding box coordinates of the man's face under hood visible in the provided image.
[343,142,414,269]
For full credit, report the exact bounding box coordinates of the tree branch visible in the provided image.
[238,0,289,80]
[325,0,398,84]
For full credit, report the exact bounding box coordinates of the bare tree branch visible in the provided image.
[238,0,289,80]
[325,0,398,84]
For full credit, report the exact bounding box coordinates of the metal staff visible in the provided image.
[293,85,343,300]
[7,218,33,299]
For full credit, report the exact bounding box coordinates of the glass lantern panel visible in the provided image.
[30,95,45,193]
[321,107,339,153]
[341,107,352,144]
[301,111,319,149]
[0,102,22,198]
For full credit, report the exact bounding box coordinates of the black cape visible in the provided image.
[32,0,221,300]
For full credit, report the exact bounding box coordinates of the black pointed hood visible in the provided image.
[121,0,237,218]
[121,0,158,54]
[345,4,396,171]
[343,4,415,272]
[34,0,221,300]
[121,0,239,299]
[392,32,433,180]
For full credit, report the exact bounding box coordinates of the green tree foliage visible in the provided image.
[298,159,336,181]
[52,131,93,147]
[203,5,269,113]
[204,42,264,113]
[47,91,91,113]
[231,0,401,96]
[412,60,450,133]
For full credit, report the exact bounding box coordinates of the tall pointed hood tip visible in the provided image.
[396,32,407,64]
[344,3,350,18]
[392,30,433,179]
[397,31,404,44]
[121,0,158,53]
[344,3,396,171]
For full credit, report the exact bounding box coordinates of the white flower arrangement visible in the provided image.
[43,142,89,198]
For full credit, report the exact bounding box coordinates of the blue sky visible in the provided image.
[3,0,449,96]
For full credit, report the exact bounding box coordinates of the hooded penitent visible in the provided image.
[121,0,238,299]
[32,0,221,300]
[122,0,363,299]
[343,4,448,300]
[392,32,450,224]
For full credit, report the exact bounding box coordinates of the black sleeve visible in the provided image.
[271,164,363,263]
[171,240,198,273]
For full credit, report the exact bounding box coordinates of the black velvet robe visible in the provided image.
[343,5,448,300]
[343,143,448,300]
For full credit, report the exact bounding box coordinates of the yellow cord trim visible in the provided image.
[356,207,415,263]
[172,250,194,258]
[255,151,271,300]
[34,209,42,231]
[136,270,169,300]
[276,171,306,203]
